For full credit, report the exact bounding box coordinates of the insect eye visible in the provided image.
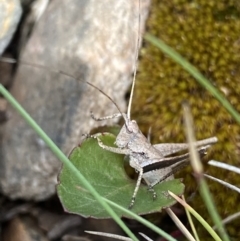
[125,123,133,133]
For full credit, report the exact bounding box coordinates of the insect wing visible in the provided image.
[143,145,209,173]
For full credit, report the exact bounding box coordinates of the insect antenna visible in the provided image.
[1,0,143,125]
[85,81,125,119]
[0,56,126,121]
[127,0,141,120]
[1,0,142,126]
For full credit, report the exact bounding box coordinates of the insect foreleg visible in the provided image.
[90,111,122,121]
[90,133,132,155]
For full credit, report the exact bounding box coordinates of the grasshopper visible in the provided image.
[90,103,217,208]
[1,0,217,209]
[89,1,218,208]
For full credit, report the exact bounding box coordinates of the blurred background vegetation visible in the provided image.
[132,0,240,239]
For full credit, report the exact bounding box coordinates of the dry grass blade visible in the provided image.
[85,231,132,241]
[204,174,240,194]
[139,233,153,241]
[182,103,230,241]
[182,102,202,174]
[182,195,200,241]
[85,231,155,241]
[208,160,240,175]
[213,212,240,230]
[168,192,222,241]
[166,208,196,241]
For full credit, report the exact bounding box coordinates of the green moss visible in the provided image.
[132,0,240,238]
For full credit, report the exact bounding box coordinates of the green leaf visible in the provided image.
[57,132,185,218]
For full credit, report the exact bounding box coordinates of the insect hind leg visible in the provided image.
[147,186,157,200]
[90,111,122,121]
[147,161,188,190]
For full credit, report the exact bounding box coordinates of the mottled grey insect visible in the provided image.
[91,102,217,208]
[88,0,217,208]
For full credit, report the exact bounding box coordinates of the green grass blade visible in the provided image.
[0,84,138,241]
[198,179,230,241]
[183,104,230,241]
[183,195,200,241]
[105,198,177,241]
[169,192,222,241]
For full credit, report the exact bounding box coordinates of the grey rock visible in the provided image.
[2,216,49,241]
[20,0,35,8]
[0,0,22,55]
[0,0,151,200]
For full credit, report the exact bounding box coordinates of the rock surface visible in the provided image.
[2,216,49,241]
[0,0,22,55]
[0,0,151,200]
